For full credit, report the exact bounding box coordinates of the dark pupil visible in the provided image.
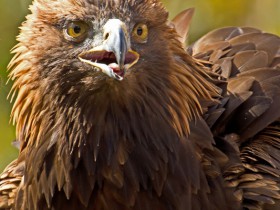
[137,27,143,36]
[73,25,81,34]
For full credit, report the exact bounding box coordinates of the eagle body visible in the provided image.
[1,0,280,210]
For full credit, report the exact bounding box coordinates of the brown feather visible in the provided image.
[170,8,195,46]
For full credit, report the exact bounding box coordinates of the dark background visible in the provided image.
[1,0,280,171]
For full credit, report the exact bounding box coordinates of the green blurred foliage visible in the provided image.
[0,0,279,171]
[164,0,280,43]
[0,0,32,171]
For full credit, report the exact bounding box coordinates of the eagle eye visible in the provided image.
[65,21,89,42]
[132,23,148,43]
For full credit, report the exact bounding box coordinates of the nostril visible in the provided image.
[104,33,109,40]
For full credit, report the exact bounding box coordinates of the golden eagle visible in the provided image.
[1,0,280,209]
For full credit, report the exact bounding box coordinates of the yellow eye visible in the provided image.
[132,23,148,43]
[66,21,89,41]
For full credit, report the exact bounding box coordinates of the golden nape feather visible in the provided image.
[1,0,280,210]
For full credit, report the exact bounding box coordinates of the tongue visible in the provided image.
[108,63,121,72]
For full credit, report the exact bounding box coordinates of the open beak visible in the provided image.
[79,19,139,81]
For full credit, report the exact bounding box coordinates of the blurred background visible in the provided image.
[0,0,280,171]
